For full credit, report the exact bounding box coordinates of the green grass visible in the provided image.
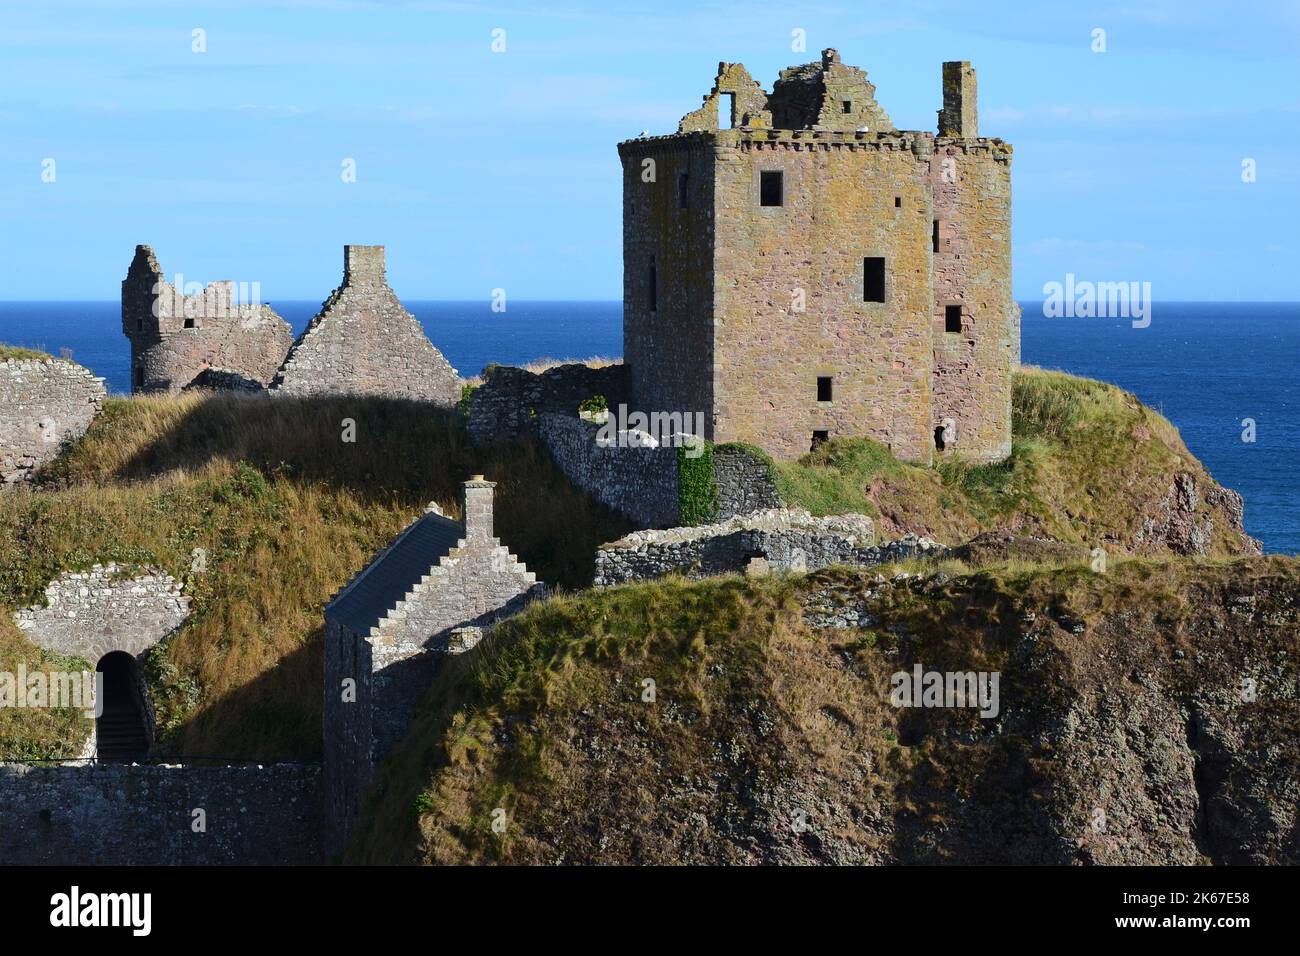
[0,392,635,761]
[0,344,52,361]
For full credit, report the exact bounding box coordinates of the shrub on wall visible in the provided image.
[676,441,719,526]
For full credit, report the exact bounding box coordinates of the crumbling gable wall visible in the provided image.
[272,246,460,404]
[0,355,106,484]
[678,62,772,132]
[767,48,895,133]
[121,245,293,393]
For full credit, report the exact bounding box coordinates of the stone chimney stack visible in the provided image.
[938,61,977,138]
[343,245,386,288]
[462,475,496,541]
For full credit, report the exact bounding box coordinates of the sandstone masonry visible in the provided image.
[0,356,106,484]
[619,49,1018,464]
[272,245,460,404]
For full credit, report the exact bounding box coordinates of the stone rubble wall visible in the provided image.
[468,363,631,445]
[595,508,947,586]
[0,357,106,485]
[271,248,460,404]
[13,564,191,662]
[539,413,680,528]
[713,444,782,519]
[0,762,322,864]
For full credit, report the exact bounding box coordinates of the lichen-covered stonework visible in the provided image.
[12,564,190,662]
[122,245,294,393]
[619,49,1017,464]
[272,245,460,404]
[468,362,630,445]
[0,357,106,484]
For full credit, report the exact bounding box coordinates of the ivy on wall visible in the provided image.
[676,442,719,526]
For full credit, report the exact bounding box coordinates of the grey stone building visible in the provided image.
[323,475,543,853]
[121,245,294,393]
[0,355,106,483]
[272,245,461,404]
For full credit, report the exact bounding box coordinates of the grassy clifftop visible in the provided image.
[350,556,1299,865]
[766,367,1259,558]
[0,368,1264,761]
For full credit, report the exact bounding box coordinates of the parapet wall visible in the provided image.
[0,357,106,484]
[0,762,322,865]
[539,413,679,528]
[469,363,631,444]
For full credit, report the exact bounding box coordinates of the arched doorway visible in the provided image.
[95,652,150,762]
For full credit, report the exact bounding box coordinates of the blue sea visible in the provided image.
[1,300,1295,555]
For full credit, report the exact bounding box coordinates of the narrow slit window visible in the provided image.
[811,430,829,452]
[760,170,783,207]
[862,257,886,303]
[678,172,689,210]
[933,220,941,253]
[816,376,833,402]
[894,196,901,208]
[842,100,852,114]
[649,256,657,312]
[945,304,963,333]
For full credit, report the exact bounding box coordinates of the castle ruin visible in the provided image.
[619,50,1018,463]
[272,245,461,403]
[122,245,294,393]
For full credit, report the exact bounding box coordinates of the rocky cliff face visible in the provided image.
[351,558,1298,865]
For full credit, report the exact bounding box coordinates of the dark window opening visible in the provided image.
[95,651,150,762]
[134,367,144,388]
[184,317,196,329]
[811,430,829,452]
[934,426,947,451]
[816,376,833,402]
[649,256,657,312]
[933,220,941,253]
[136,319,143,332]
[760,170,783,207]
[678,172,689,210]
[720,92,735,129]
[842,100,853,113]
[894,196,901,208]
[945,304,963,333]
[862,257,886,303]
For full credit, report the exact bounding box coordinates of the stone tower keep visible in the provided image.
[618,50,1017,463]
[121,245,294,393]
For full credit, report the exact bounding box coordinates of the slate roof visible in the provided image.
[326,510,464,634]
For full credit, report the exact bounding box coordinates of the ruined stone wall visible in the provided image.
[468,362,630,444]
[539,414,680,528]
[930,139,1017,462]
[0,762,322,864]
[0,357,105,484]
[712,131,936,462]
[713,444,782,519]
[619,134,717,431]
[12,564,190,662]
[272,246,460,404]
[594,509,950,587]
[122,245,293,393]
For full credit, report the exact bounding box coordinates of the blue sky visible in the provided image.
[1,0,1297,301]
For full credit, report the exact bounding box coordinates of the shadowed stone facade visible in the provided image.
[272,245,461,404]
[0,356,106,484]
[619,49,1017,464]
[122,245,294,393]
[323,476,544,854]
